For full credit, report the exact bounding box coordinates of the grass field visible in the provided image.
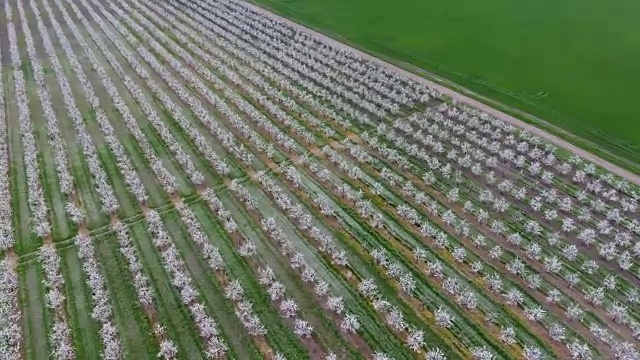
[249,0,640,172]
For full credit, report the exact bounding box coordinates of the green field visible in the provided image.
[250,0,640,172]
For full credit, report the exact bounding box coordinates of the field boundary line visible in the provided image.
[238,0,640,186]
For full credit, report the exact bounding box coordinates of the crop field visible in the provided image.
[249,0,640,172]
[0,0,639,359]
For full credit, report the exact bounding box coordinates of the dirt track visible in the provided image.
[240,0,640,187]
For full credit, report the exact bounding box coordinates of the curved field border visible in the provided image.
[241,0,640,184]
